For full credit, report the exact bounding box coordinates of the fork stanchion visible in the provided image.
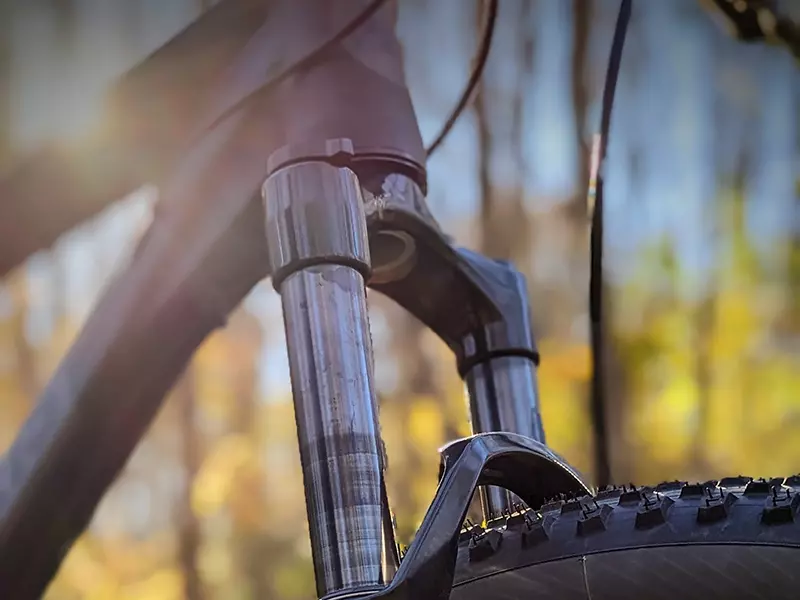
[459,262,543,519]
[264,143,392,599]
[464,355,544,517]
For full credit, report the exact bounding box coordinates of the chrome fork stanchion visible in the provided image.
[263,141,394,600]
[460,264,544,519]
[465,356,545,516]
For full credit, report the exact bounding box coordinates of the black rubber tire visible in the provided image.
[451,476,800,600]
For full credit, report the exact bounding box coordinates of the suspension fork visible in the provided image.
[363,178,546,522]
[258,1,426,597]
[263,142,403,600]
[263,157,544,596]
[459,261,544,518]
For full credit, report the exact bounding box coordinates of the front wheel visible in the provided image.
[452,476,800,599]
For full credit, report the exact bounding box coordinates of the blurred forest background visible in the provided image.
[0,0,798,598]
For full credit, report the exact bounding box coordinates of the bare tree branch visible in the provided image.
[571,0,591,215]
[474,0,494,257]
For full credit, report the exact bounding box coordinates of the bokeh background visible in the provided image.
[0,0,798,598]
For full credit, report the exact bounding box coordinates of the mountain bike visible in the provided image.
[0,0,798,598]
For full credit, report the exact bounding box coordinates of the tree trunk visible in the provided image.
[232,381,272,599]
[691,290,715,472]
[228,309,273,600]
[570,0,591,217]
[176,366,205,600]
[476,0,532,266]
[474,40,494,257]
[388,307,443,540]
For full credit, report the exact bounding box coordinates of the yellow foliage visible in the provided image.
[711,291,759,359]
[705,362,745,455]
[118,568,183,600]
[538,340,591,381]
[410,475,438,528]
[538,364,587,442]
[229,459,268,530]
[95,533,176,584]
[636,373,696,465]
[274,559,316,599]
[48,538,120,600]
[529,340,593,473]
[192,434,255,517]
[407,396,444,450]
[194,375,237,423]
[198,541,233,586]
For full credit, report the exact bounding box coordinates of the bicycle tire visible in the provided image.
[451,476,800,600]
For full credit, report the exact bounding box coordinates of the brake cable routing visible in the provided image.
[587,0,632,489]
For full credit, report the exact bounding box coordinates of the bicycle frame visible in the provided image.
[0,2,593,598]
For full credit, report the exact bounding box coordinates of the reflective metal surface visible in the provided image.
[263,156,370,286]
[464,355,545,516]
[364,432,592,600]
[465,356,545,446]
[265,153,392,599]
[281,265,387,599]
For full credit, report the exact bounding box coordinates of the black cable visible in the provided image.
[425,0,499,157]
[588,0,632,489]
[199,0,390,137]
